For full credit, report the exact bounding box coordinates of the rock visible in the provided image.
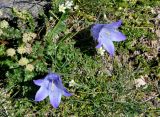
[0,0,49,19]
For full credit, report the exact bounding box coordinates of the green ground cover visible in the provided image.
[0,0,160,116]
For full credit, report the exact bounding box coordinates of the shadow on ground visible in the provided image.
[10,73,47,100]
[73,26,97,56]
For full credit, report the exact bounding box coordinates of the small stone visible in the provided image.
[135,76,147,88]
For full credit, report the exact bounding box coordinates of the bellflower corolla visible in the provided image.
[91,20,126,56]
[33,72,72,108]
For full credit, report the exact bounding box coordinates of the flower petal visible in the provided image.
[102,39,115,56]
[104,20,122,29]
[96,40,102,48]
[63,88,72,97]
[35,87,49,101]
[109,29,126,41]
[91,24,103,40]
[45,73,60,81]
[33,79,44,86]
[99,28,115,56]
[49,85,62,108]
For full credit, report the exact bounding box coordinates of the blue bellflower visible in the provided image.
[91,20,126,56]
[33,72,72,108]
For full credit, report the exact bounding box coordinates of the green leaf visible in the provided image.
[45,13,68,42]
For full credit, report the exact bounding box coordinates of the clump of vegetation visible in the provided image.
[0,0,159,116]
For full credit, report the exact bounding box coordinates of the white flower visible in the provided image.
[22,33,32,43]
[97,47,105,56]
[6,48,16,57]
[65,1,73,9]
[135,77,146,88]
[0,20,9,29]
[49,16,53,21]
[30,32,37,39]
[25,43,32,54]
[26,64,34,71]
[59,4,66,13]
[17,46,26,54]
[74,5,79,10]
[18,57,29,66]
[22,32,36,43]
[69,79,76,87]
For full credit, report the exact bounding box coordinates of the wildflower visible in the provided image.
[59,4,66,13]
[91,20,126,56]
[30,32,37,39]
[17,46,26,54]
[33,72,72,108]
[97,47,105,56]
[25,43,32,54]
[18,57,29,66]
[22,32,36,43]
[69,79,76,87]
[26,64,34,71]
[74,5,79,10]
[49,16,53,21]
[65,1,73,9]
[6,48,16,57]
[0,20,9,29]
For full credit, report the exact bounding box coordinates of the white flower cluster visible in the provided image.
[18,57,29,66]
[59,1,76,13]
[6,48,16,57]
[18,32,36,55]
[6,47,34,71]
[18,57,34,71]
[22,32,37,43]
[97,47,105,56]
[17,43,32,55]
[69,79,76,87]
[6,31,37,71]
